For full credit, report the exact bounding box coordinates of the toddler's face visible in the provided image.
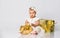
[29,10,36,18]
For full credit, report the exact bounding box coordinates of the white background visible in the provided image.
[0,0,60,38]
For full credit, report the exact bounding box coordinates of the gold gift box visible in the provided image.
[39,19,55,33]
[20,24,33,35]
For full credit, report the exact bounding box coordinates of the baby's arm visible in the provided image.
[31,20,40,26]
[35,20,40,25]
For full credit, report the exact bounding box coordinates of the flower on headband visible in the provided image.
[29,7,37,12]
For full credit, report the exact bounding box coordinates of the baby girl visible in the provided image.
[25,7,45,38]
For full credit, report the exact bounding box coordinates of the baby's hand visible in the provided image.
[25,20,30,25]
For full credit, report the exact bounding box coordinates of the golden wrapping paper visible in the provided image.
[39,19,55,33]
[20,25,33,35]
[19,19,55,35]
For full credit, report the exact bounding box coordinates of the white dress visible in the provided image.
[19,17,45,38]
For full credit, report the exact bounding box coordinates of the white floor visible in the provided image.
[0,25,60,38]
[0,29,59,38]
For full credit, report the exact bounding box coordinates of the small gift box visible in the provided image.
[20,24,33,35]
